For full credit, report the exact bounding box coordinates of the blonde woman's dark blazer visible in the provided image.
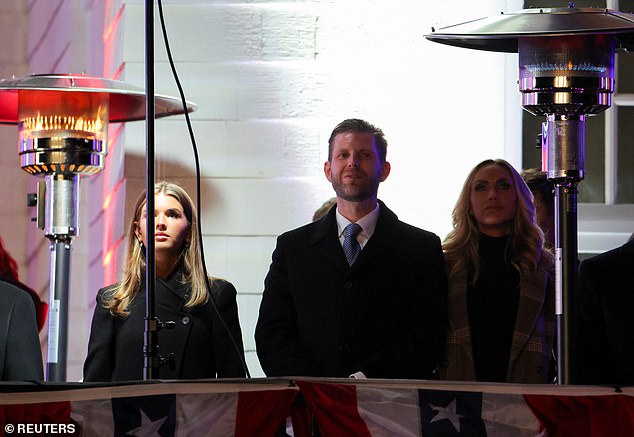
[437,255,555,383]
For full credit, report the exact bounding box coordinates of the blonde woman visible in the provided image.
[437,159,554,383]
[84,181,245,381]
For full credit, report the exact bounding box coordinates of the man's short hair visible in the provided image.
[327,119,388,163]
[521,168,554,214]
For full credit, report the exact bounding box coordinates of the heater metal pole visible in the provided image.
[543,114,584,384]
[43,174,79,382]
[46,238,71,381]
[553,182,579,384]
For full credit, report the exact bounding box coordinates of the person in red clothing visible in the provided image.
[0,236,47,332]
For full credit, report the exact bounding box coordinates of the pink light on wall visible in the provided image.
[102,1,124,82]
[101,173,124,287]
[100,0,124,289]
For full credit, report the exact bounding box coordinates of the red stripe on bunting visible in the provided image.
[0,402,72,435]
[297,381,372,437]
[524,394,634,437]
[235,389,298,437]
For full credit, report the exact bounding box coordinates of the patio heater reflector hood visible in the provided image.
[0,74,196,178]
[425,7,634,52]
[425,6,634,384]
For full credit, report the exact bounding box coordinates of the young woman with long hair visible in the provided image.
[84,181,246,381]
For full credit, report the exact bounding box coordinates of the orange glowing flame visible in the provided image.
[22,113,105,138]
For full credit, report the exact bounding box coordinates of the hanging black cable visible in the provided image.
[157,0,250,378]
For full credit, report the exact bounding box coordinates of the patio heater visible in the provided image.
[0,74,194,381]
[426,6,634,384]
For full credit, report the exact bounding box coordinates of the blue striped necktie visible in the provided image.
[343,223,362,266]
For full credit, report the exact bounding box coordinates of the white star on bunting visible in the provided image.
[429,398,463,433]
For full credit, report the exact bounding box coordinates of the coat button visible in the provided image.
[340,343,349,351]
[181,316,190,325]
[344,281,353,290]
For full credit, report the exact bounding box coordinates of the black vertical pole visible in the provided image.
[44,173,79,382]
[544,114,583,385]
[554,182,579,384]
[143,0,158,380]
[46,239,71,381]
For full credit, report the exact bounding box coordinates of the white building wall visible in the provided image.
[117,0,522,377]
[1,0,522,380]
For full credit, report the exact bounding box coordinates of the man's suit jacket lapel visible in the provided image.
[620,240,634,291]
[309,200,398,275]
[310,207,349,273]
[352,201,398,272]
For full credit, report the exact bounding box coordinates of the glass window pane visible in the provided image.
[580,113,606,204]
[617,107,634,203]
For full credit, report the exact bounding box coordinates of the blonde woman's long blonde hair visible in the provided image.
[103,181,210,317]
[442,159,552,282]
